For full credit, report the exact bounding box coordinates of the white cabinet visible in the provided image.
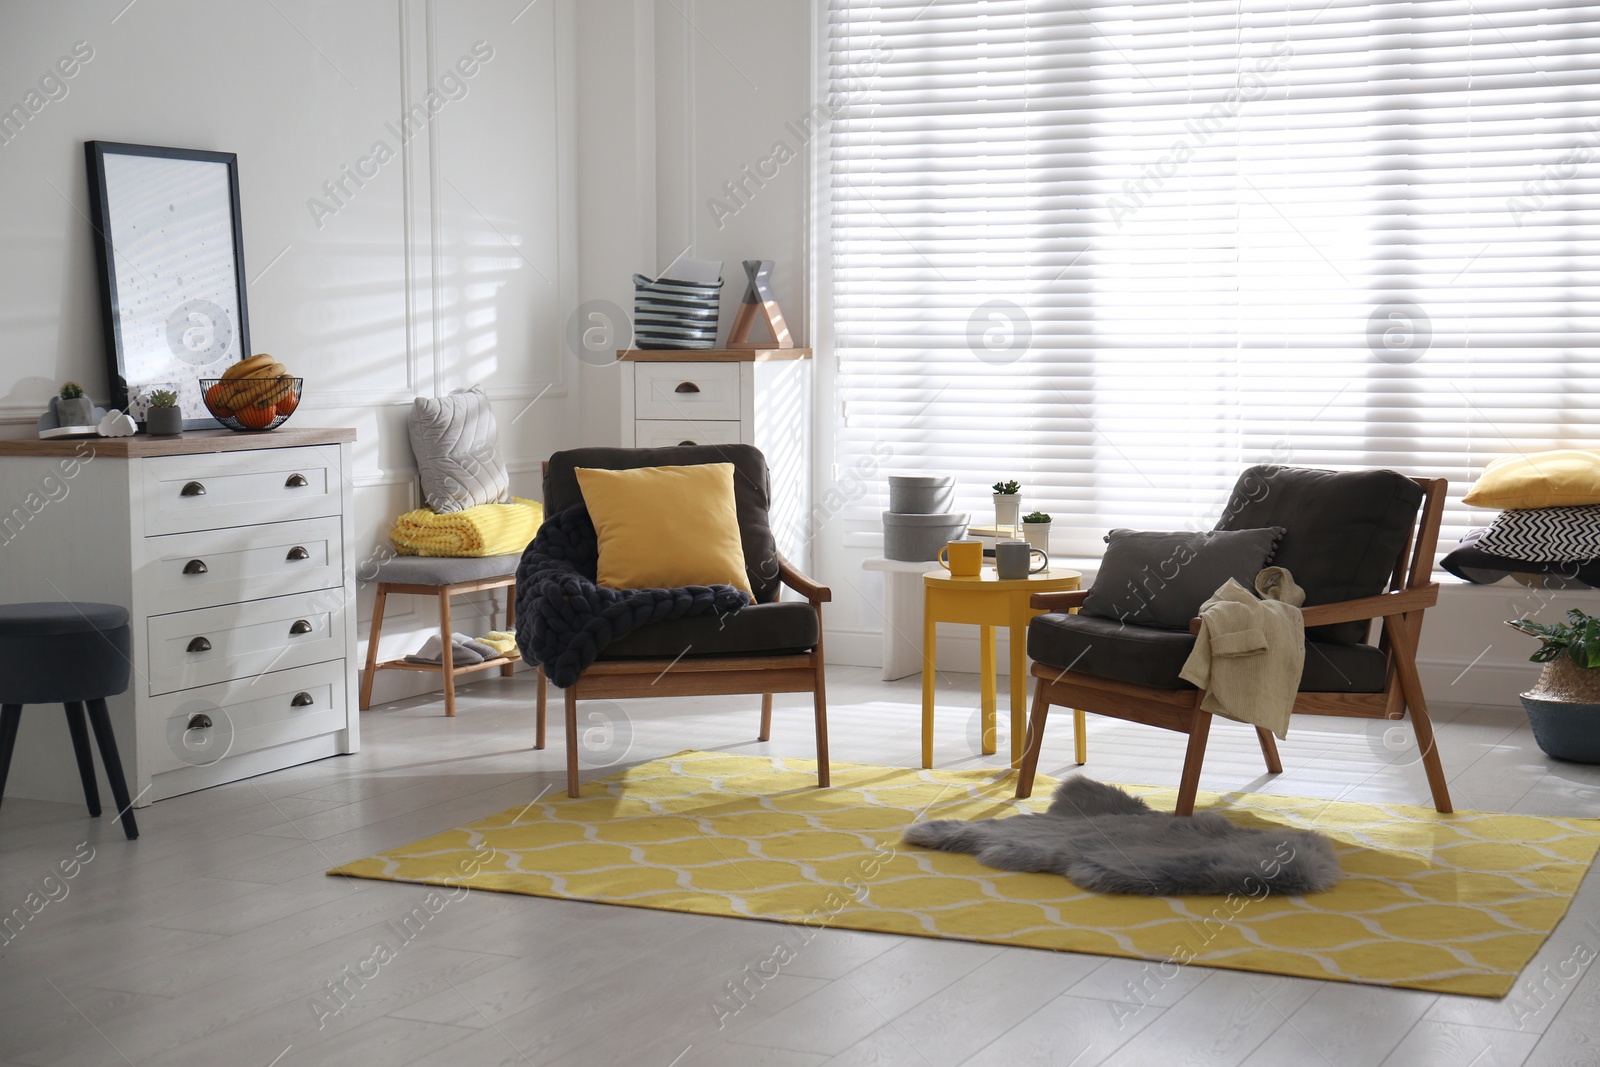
[618,351,812,568]
[0,428,359,807]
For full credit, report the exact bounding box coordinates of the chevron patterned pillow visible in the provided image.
[1474,506,1600,563]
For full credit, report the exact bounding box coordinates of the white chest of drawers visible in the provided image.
[0,428,359,807]
[618,349,812,566]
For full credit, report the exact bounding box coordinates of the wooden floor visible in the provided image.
[1,664,1597,1067]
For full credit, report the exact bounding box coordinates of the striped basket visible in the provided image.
[633,273,722,350]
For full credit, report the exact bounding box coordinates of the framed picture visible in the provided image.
[84,141,251,423]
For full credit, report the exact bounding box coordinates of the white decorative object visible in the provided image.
[994,492,1022,528]
[1023,520,1051,553]
[97,409,138,437]
[0,431,360,807]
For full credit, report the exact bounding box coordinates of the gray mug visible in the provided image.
[994,539,1048,579]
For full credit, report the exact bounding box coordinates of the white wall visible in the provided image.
[0,0,577,702]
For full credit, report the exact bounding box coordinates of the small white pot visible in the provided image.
[1023,521,1051,553]
[993,493,1022,527]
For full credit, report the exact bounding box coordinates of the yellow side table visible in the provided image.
[921,566,1083,768]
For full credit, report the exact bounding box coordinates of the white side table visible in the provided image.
[862,557,939,680]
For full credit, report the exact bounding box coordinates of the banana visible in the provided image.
[223,354,274,380]
[226,371,295,409]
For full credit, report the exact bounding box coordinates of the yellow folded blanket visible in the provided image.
[390,499,544,558]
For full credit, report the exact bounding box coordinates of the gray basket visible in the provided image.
[1520,695,1600,764]
[883,510,969,562]
[888,474,956,515]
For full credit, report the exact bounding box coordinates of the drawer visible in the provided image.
[634,419,743,449]
[141,447,340,535]
[145,659,347,775]
[633,361,742,421]
[139,516,345,614]
[146,590,346,696]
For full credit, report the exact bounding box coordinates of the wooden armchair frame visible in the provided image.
[1014,477,1452,816]
[534,556,831,797]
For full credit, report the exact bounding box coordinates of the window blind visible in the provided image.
[822,0,1600,555]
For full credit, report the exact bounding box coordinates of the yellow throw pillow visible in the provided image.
[1463,450,1600,509]
[576,463,752,593]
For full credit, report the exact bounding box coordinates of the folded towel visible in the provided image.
[391,498,545,558]
[404,632,503,666]
[478,631,519,657]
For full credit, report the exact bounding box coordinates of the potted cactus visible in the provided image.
[145,389,184,436]
[57,382,93,427]
[1022,510,1051,553]
[1507,609,1600,763]
[993,479,1022,528]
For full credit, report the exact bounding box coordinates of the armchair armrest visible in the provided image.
[1031,590,1089,612]
[777,556,831,604]
[1185,584,1440,635]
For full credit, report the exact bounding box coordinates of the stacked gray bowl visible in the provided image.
[883,475,969,561]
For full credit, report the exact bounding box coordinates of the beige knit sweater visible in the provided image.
[1178,566,1305,740]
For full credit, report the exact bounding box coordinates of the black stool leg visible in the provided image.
[84,699,138,840]
[63,702,102,817]
[0,704,20,811]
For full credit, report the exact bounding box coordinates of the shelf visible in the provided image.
[617,348,812,363]
[0,427,356,458]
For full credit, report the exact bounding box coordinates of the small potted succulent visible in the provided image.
[1022,510,1051,553]
[1507,609,1600,763]
[993,479,1022,528]
[57,382,93,427]
[144,389,184,436]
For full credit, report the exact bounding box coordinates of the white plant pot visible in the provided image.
[1023,522,1051,553]
[994,494,1022,528]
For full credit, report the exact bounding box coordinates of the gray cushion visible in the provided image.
[407,386,512,513]
[544,444,782,604]
[373,553,520,586]
[0,602,131,704]
[1214,466,1423,644]
[1081,528,1284,631]
[1027,612,1388,694]
[599,601,818,659]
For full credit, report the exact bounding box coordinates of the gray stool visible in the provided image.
[0,602,139,839]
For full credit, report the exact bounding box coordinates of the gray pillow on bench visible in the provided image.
[408,386,511,513]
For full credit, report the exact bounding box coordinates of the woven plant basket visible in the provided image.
[1524,655,1600,703]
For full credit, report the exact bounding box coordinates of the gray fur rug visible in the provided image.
[902,777,1342,896]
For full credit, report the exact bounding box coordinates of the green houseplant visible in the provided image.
[1022,510,1051,552]
[1506,609,1600,763]
[992,479,1022,528]
[57,382,92,427]
[145,389,183,436]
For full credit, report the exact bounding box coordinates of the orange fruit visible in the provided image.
[235,404,277,430]
[275,388,299,417]
[205,382,233,416]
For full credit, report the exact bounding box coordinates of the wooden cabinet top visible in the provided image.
[0,427,356,458]
[617,349,812,363]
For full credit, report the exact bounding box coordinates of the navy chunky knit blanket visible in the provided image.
[514,504,750,688]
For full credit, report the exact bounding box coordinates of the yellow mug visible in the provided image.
[938,539,984,577]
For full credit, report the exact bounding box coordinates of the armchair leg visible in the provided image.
[1015,679,1051,799]
[1256,727,1283,774]
[1390,614,1453,813]
[565,685,580,798]
[1073,708,1087,766]
[1174,707,1213,817]
[359,585,389,711]
[534,667,547,750]
[758,694,773,742]
[811,647,830,787]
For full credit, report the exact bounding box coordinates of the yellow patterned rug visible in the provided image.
[328,751,1600,997]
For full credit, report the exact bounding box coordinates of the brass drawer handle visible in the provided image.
[673,381,701,394]
[286,546,309,561]
[289,619,312,635]
[285,473,309,488]
[187,713,213,730]
[182,559,209,575]
[187,636,212,653]
[180,481,206,497]
[290,692,314,707]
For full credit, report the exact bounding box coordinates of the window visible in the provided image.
[822,0,1600,554]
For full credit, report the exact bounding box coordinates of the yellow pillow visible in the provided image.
[1463,450,1600,509]
[576,463,751,593]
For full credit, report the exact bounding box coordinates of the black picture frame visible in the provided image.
[84,140,251,423]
